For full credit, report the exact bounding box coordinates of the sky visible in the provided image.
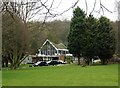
[61,0,117,21]
[32,0,119,21]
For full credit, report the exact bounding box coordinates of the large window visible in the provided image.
[41,41,57,55]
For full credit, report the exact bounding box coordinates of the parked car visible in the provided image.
[47,60,67,66]
[92,59,101,63]
[33,61,48,67]
[47,60,59,66]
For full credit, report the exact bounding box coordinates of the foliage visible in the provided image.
[83,14,98,62]
[67,7,87,65]
[111,21,118,53]
[27,20,70,54]
[27,20,119,59]
[68,7,116,65]
[65,56,73,64]
[96,16,116,64]
[28,19,117,62]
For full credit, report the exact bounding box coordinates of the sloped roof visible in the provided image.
[40,39,68,51]
[51,42,67,49]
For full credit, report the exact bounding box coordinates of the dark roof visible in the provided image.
[41,39,67,50]
[51,42,67,49]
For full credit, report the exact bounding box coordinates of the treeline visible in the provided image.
[28,21,119,54]
[28,20,70,54]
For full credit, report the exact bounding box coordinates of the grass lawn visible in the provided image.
[0,71,2,87]
[2,64,118,86]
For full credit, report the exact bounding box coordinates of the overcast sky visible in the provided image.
[32,0,119,21]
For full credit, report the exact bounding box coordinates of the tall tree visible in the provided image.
[67,7,87,65]
[117,1,120,56]
[83,14,98,65]
[96,16,116,64]
[68,7,116,65]
[2,12,30,69]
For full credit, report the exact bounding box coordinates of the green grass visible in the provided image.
[0,70,2,87]
[2,64,118,86]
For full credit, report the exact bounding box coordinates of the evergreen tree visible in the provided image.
[83,14,98,65]
[96,16,116,64]
[68,7,116,65]
[67,7,87,65]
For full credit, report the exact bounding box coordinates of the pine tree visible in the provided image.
[67,7,87,65]
[96,16,116,64]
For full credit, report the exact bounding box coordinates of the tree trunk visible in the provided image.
[86,58,91,65]
[2,60,4,67]
[5,59,8,67]
[101,59,107,65]
[78,55,80,65]
[89,59,92,65]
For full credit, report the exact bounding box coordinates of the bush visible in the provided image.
[65,56,73,64]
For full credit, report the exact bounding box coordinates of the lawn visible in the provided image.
[0,71,2,87]
[2,64,118,86]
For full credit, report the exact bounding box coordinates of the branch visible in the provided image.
[1,0,80,23]
[59,0,79,15]
[90,0,112,17]
[85,0,88,14]
[99,0,112,15]
[90,0,97,14]
[101,4,113,13]
[37,0,79,24]
[52,0,62,9]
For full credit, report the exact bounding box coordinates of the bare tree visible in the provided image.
[117,1,120,55]
[112,0,120,55]
[1,0,80,23]
[0,1,2,70]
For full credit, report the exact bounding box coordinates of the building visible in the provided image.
[32,39,72,62]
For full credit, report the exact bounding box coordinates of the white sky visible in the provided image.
[32,0,119,21]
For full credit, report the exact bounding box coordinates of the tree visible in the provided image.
[115,1,120,56]
[68,7,116,65]
[83,14,98,65]
[96,16,116,64]
[2,12,30,69]
[67,7,87,65]
[111,21,119,55]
